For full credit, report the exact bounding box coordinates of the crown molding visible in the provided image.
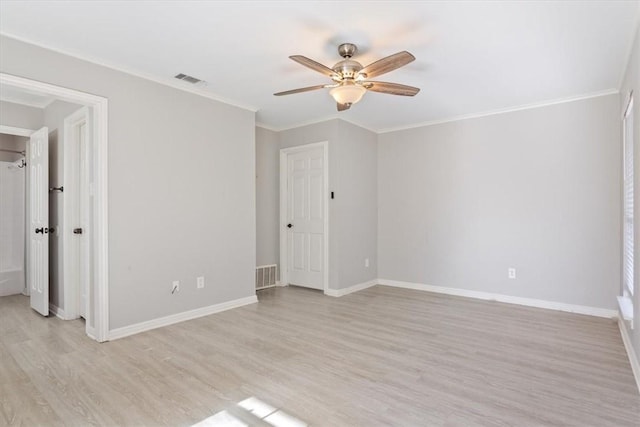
[255,122,279,132]
[261,115,341,132]
[0,32,258,113]
[339,117,377,133]
[377,89,620,134]
[260,89,619,134]
[1,33,622,134]
[257,115,376,134]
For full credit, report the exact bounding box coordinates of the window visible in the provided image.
[621,92,635,327]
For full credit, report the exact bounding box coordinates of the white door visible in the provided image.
[28,127,49,316]
[286,147,325,289]
[77,118,90,318]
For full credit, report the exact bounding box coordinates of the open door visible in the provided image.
[64,107,91,320]
[28,127,49,316]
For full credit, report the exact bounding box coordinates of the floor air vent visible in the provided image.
[256,264,278,290]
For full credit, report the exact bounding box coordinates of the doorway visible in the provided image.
[0,73,109,342]
[279,141,329,292]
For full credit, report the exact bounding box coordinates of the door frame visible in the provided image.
[279,141,329,294]
[0,72,110,342]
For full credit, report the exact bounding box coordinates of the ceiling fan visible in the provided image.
[274,43,420,111]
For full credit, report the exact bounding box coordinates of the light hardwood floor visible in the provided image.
[1,285,639,426]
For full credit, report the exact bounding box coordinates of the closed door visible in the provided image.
[286,147,324,289]
[28,127,49,316]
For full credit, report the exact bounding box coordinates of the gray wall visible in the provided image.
[336,121,378,288]
[255,127,280,267]
[277,119,378,290]
[0,35,256,330]
[0,133,26,162]
[378,94,621,310]
[0,100,44,130]
[621,23,640,370]
[44,100,83,311]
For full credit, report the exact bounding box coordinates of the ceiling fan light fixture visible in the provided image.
[330,83,366,105]
[276,43,419,110]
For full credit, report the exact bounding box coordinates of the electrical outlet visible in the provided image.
[365,258,370,268]
[172,280,180,294]
[197,276,205,289]
[508,268,516,279]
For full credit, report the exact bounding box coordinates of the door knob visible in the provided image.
[73,228,83,234]
[287,223,293,228]
[35,227,44,234]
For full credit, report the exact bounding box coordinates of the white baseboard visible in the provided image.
[48,303,66,320]
[324,279,378,297]
[377,279,618,319]
[108,295,258,341]
[86,326,97,341]
[618,319,640,394]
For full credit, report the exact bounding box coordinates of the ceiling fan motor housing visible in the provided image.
[333,58,363,80]
[334,43,364,80]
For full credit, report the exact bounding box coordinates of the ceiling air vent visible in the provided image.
[174,73,206,86]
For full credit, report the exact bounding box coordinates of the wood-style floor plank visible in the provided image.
[0,286,638,426]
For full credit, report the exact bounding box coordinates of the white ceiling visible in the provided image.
[1,1,638,132]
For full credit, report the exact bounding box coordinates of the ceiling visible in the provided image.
[0,1,638,132]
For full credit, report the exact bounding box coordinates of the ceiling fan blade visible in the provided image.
[289,55,339,79]
[363,81,420,96]
[337,102,351,111]
[358,51,415,78]
[274,84,329,96]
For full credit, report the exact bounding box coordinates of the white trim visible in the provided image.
[108,295,258,341]
[618,296,635,328]
[0,31,624,135]
[0,32,257,113]
[257,117,377,134]
[324,280,377,297]
[0,125,34,137]
[255,122,279,132]
[377,279,619,318]
[339,117,377,133]
[618,319,640,394]
[623,90,634,120]
[279,141,329,294]
[271,116,340,133]
[260,90,619,134]
[1,73,110,343]
[48,303,66,320]
[86,325,97,341]
[377,89,620,134]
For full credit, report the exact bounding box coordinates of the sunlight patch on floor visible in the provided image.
[192,396,308,427]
